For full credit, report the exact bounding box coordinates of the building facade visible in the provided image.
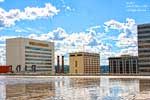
[138,24,150,74]
[69,52,100,74]
[109,55,138,74]
[6,38,54,74]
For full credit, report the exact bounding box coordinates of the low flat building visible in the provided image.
[69,52,100,74]
[108,55,138,74]
[6,37,54,74]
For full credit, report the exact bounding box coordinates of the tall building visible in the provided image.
[69,52,100,74]
[138,23,150,74]
[6,38,54,74]
[108,55,138,74]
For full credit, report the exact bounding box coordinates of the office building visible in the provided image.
[6,37,54,74]
[108,55,138,74]
[138,23,150,74]
[69,52,100,74]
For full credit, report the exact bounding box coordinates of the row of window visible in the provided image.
[109,60,137,64]
[139,45,150,48]
[110,66,137,73]
[25,58,51,61]
[84,62,99,64]
[109,63,137,67]
[31,69,52,71]
[25,55,51,58]
[84,65,99,67]
[84,60,99,63]
[138,30,150,34]
[25,46,51,52]
[139,49,150,53]
[26,66,52,68]
[25,51,52,55]
[138,62,150,65]
[139,65,150,67]
[84,67,99,69]
[25,62,52,65]
[70,54,99,57]
[140,69,150,72]
[138,40,150,43]
[84,69,99,72]
[138,35,150,39]
[138,25,150,29]
[139,53,150,58]
[138,33,150,36]
[84,71,99,73]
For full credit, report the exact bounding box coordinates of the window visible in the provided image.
[75,69,78,73]
[77,54,82,56]
[133,60,137,73]
[120,61,123,74]
[126,61,129,73]
[113,61,116,73]
[75,61,77,67]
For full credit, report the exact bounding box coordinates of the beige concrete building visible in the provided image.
[69,52,100,74]
[109,55,138,74]
[6,37,54,74]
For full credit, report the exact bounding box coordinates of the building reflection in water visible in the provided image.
[0,76,149,100]
[6,83,55,100]
[140,79,150,92]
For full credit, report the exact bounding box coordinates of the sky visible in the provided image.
[0,0,150,65]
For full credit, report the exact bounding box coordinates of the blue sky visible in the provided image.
[0,0,150,65]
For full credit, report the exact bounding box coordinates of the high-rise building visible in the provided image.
[108,55,138,74]
[69,52,100,74]
[6,37,54,74]
[138,24,150,74]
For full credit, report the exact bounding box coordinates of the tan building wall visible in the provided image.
[69,52,100,74]
[6,37,54,74]
[69,55,84,74]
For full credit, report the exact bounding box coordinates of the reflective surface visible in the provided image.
[0,76,150,100]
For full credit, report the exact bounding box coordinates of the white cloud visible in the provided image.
[104,18,137,48]
[119,47,138,56]
[25,26,113,65]
[104,18,136,33]
[60,0,74,12]
[104,19,124,31]
[0,3,59,27]
[0,0,4,2]
[0,36,16,41]
[0,47,5,65]
[0,18,138,65]
[0,44,5,47]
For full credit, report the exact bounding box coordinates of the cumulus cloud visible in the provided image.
[119,47,138,56]
[0,36,16,41]
[0,48,5,65]
[104,19,124,31]
[104,18,137,49]
[0,18,138,65]
[104,18,136,33]
[0,0,4,2]
[25,26,116,65]
[0,3,59,27]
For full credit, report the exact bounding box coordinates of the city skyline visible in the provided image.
[0,0,150,65]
